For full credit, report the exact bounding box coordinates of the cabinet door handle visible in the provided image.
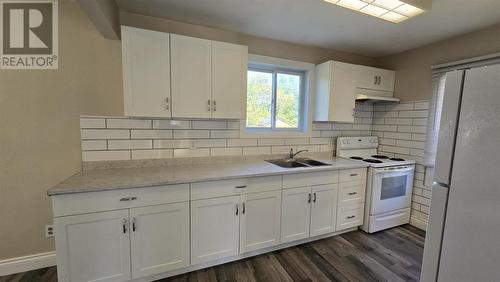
[213,100,216,112]
[307,193,311,203]
[242,202,245,214]
[207,99,211,111]
[313,192,317,203]
[350,173,358,176]
[119,196,137,202]
[348,192,358,195]
[122,219,127,234]
[347,215,356,219]
[132,217,137,232]
[165,97,169,110]
[235,185,247,189]
[236,203,239,215]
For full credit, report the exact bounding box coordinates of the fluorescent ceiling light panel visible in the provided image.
[324,0,429,23]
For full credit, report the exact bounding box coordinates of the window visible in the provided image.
[246,68,304,130]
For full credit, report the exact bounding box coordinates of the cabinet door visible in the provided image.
[310,184,338,237]
[54,210,131,282]
[191,196,240,264]
[281,186,311,243]
[130,202,189,279]
[240,191,281,253]
[356,65,395,92]
[122,26,171,117]
[330,61,357,122]
[171,34,212,118]
[211,41,248,119]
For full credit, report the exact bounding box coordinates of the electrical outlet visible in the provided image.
[45,225,54,237]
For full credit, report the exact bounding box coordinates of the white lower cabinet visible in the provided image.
[130,203,189,279]
[281,186,313,243]
[240,190,282,253]
[54,210,132,282]
[310,184,338,237]
[281,184,339,243]
[190,196,240,264]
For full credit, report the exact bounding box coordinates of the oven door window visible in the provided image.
[381,175,407,200]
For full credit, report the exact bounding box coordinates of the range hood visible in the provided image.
[355,88,400,103]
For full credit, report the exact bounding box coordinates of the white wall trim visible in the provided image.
[0,251,56,276]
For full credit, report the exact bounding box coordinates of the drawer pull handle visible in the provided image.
[348,192,358,195]
[347,215,356,219]
[350,173,358,177]
[235,185,247,189]
[120,196,138,202]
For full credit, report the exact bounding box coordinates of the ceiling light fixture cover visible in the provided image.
[324,0,429,23]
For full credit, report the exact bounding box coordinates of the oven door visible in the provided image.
[370,165,414,215]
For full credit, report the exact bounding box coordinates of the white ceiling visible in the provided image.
[116,0,500,57]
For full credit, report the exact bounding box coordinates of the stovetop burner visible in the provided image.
[350,156,364,160]
[371,155,389,159]
[363,159,383,163]
[390,157,405,161]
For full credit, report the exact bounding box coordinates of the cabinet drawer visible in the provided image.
[338,181,366,205]
[52,184,189,217]
[283,171,338,188]
[191,176,282,200]
[339,168,366,183]
[337,203,364,231]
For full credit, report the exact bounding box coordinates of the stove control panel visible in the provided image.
[337,136,379,150]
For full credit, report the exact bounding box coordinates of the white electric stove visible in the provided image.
[337,136,415,233]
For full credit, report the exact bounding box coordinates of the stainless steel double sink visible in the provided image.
[266,158,330,168]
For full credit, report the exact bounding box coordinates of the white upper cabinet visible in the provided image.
[121,26,248,119]
[314,61,357,122]
[171,34,212,118]
[122,26,171,117]
[129,203,189,279]
[356,65,395,92]
[211,41,247,119]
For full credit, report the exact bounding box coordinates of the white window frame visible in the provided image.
[241,54,315,138]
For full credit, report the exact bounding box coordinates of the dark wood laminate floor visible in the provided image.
[0,225,425,282]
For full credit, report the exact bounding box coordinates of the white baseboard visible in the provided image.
[0,251,56,276]
[410,217,428,231]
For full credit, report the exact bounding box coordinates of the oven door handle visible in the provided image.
[373,166,414,174]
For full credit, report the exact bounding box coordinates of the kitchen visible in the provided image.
[1,0,499,281]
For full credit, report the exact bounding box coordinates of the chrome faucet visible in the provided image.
[288,148,309,160]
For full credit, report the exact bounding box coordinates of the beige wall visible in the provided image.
[0,0,123,260]
[378,23,500,101]
[120,12,377,66]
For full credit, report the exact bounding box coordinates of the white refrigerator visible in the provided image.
[420,64,500,281]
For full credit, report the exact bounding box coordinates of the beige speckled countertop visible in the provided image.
[48,156,367,196]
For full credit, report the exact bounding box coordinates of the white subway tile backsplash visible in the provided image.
[242,147,271,156]
[153,120,191,129]
[194,139,227,148]
[131,130,173,139]
[210,147,242,157]
[174,130,210,139]
[309,138,331,145]
[272,146,296,155]
[173,148,210,158]
[258,138,285,146]
[81,140,107,151]
[210,130,239,139]
[193,120,227,129]
[285,138,309,145]
[227,121,240,130]
[398,125,427,134]
[320,131,341,138]
[384,132,412,140]
[414,101,430,110]
[132,149,173,160]
[108,140,152,150]
[413,118,428,126]
[82,150,130,162]
[81,129,130,140]
[153,139,189,149]
[384,118,412,125]
[227,139,257,147]
[386,102,414,111]
[312,123,332,130]
[80,118,106,128]
[398,110,429,118]
[107,118,152,129]
[297,145,320,153]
